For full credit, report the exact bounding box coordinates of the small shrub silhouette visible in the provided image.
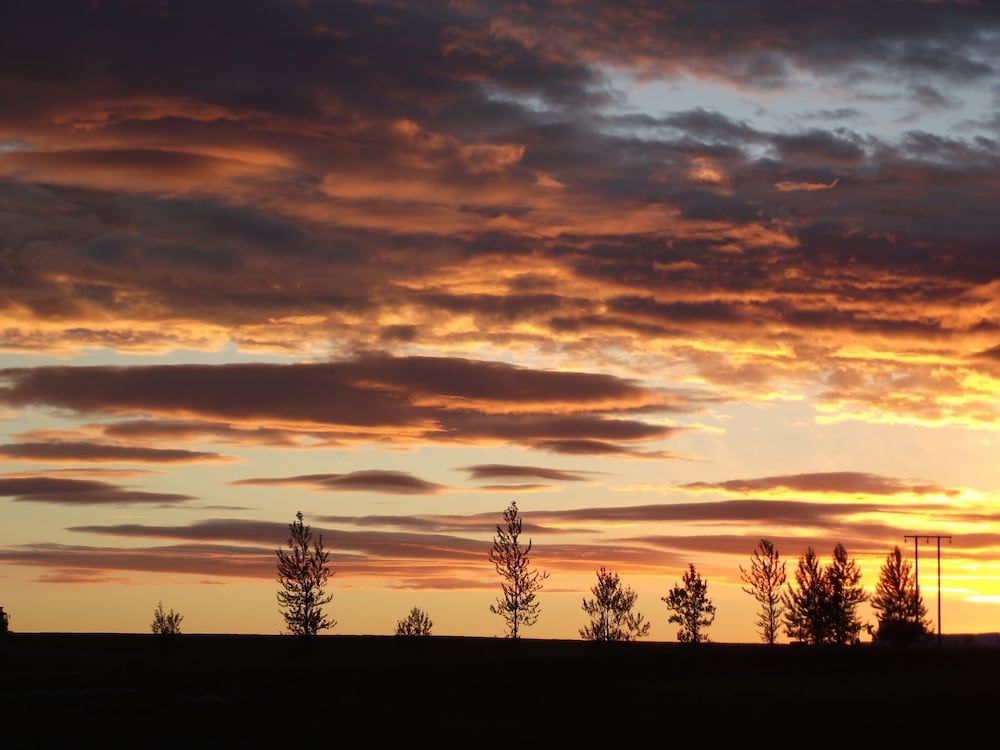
[395,606,434,636]
[151,601,183,635]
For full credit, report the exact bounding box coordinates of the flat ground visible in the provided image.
[1,634,996,746]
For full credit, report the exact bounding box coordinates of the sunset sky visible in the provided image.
[1,0,998,641]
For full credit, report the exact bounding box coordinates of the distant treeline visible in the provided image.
[0,503,933,647]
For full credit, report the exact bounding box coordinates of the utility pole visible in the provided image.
[904,535,952,646]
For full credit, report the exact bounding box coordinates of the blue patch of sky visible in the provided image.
[601,67,997,144]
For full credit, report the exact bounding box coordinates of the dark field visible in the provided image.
[1,634,998,746]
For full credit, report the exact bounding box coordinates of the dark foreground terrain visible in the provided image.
[1,634,998,747]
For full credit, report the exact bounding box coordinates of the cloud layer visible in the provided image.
[0,0,995,432]
[0,441,230,464]
[462,464,594,482]
[0,475,191,505]
[0,355,679,454]
[680,472,956,498]
[0,469,984,585]
[235,470,447,495]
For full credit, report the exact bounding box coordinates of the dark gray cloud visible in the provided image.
[0,355,658,418]
[462,464,594,482]
[680,471,955,497]
[621,533,893,558]
[34,569,133,585]
[0,542,276,578]
[772,130,865,163]
[0,475,191,505]
[483,1,999,86]
[976,345,1000,361]
[908,83,954,110]
[0,355,676,454]
[99,420,320,447]
[800,108,861,122]
[316,512,585,535]
[68,518,486,560]
[0,441,230,464]
[235,470,447,495]
[0,0,995,436]
[3,480,986,585]
[659,108,766,143]
[532,439,677,458]
[62,517,680,574]
[524,499,889,526]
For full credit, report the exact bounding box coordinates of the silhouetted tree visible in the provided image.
[871,546,929,645]
[489,500,549,638]
[783,547,830,644]
[740,538,787,644]
[580,566,650,642]
[151,601,183,635]
[826,542,867,645]
[0,605,9,635]
[276,511,335,636]
[395,606,434,636]
[663,563,716,643]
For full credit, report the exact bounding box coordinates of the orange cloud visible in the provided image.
[774,179,838,192]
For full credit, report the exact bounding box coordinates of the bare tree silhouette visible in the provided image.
[580,566,650,642]
[871,546,929,645]
[489,500,549,638]
[151,601,183,635]
[740,538,786,644]
[663,563,716,643]
[276,511,335,636]
[395,606,434,636]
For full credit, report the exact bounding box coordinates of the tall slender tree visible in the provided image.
[488,500,549,638]
[783,546,830,644]
[740,538,786,644]
[580,566,650,642]
[871,546,929,645]
[826,542,867,645]
[276,511,335,636]
[663,563,716,643]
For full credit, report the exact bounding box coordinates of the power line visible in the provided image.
[903,534,952,646]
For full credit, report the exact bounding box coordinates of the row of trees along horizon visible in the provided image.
[0,502,933,646]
